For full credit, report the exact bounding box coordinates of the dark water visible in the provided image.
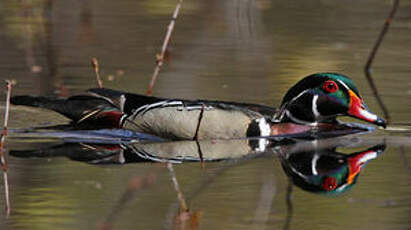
[0,0,410,229]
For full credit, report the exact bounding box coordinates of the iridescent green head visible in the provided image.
[280,144,386,195]
[275,73,386,127]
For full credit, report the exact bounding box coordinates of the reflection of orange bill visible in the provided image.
[347,149,378,184]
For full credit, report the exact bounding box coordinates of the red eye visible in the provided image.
[323,80,339,93]
[322,177,337,191]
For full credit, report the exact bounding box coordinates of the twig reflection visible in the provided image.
[0,80,15,216]
[252,173,276,230]
[283,181,293,230]
[167,163,189,212]
[98,173,157,230]
[399,146,411,179]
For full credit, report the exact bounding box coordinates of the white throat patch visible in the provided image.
[255,118,271,152]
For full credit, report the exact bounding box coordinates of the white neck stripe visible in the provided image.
[285,110,318,126]
[312,95,320,118]
[311,154,320,175]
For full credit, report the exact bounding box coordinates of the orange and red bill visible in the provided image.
[347,90,386,128]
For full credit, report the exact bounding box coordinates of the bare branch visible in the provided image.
[146,0,183,95]
[167,162,188,212]
[0,80,16,216]
[92,57,103,88]
[364,0,399,125]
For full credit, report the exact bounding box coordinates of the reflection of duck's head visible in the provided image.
[275,73,386,128]
[279,144,386,195]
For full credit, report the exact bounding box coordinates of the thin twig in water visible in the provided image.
[167,163,188,212]
[364,0,399,125]
[97,173,157,230]
[167,162,203,230]
[283,181,293,230]
[146,0,184,95]
[164,159,249,229]
[252,174,276,230]
[399,146,411,178]
[92,57,103,88]
[0,80,15,216]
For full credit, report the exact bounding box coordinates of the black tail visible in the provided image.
[11,95,68,113]
[11,94,122,128]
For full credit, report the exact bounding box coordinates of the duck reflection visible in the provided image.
[277,142,386,195]
[10,138,272,164]
[10,143,141,164]
[10,136,386,196]
[9,120,374,163]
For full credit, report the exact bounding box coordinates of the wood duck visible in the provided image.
[278,143,386,195]
[11,73,386,140]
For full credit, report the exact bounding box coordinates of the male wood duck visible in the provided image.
[11,73,386,140]
[278,143,386,195]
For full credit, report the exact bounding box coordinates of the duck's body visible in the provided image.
[11,73,386,140]
[121,92,280,140]
[12,88,278,140]
[122,99,269,140]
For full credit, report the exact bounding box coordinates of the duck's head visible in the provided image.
[279,144,386,195]
[274,73,386,128]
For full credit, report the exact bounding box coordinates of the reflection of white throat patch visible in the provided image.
[312,95,320,118]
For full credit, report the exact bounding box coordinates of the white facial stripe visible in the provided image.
[311,154,320,175]
[312,95,320,118]
[337,79,350,91]
[291,89,310,104]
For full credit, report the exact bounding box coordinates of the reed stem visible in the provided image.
[364,0,399,125]
[146,0,183,95]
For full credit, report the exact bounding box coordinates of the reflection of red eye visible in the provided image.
[323,80,339,93]
[322,177,337,191]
